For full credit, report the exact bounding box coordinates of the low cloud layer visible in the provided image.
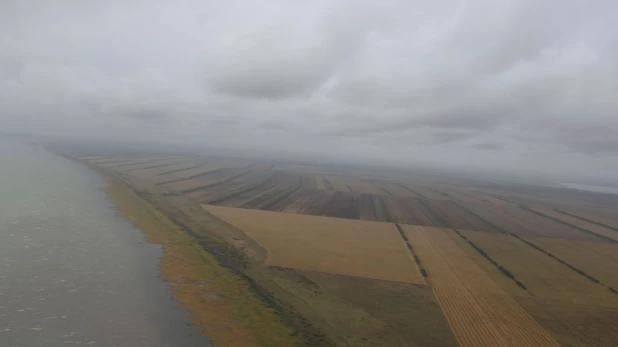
[1,0,617,177]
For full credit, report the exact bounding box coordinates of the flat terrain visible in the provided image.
[402,225,560,347]
[530,207,618,242]
[44,146,618,347]
[204,205,425,284]
[456,230,618,346]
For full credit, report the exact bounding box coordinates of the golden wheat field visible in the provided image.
[204,205,426,284]
[401,225,560,347]
[524,236,618,290]
[460,230,618,306]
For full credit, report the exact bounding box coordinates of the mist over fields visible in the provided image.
[1,0,618,181]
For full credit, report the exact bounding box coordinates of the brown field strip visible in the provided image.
[345,180,382,195]
[315,176,326,190]
[402,225,560,347]
[155,162,208,176]
[156,164,230,185]
[278,189,315,213]
[203,206,426,284]
[319,176,354,192]
[405,186,450,200]
[380,182,418,197]
[463,202,605,241]
[122,159,185,172]
[369,181,394,196]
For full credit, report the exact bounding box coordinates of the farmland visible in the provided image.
[44,147,618,347]
[402,225,560,347]
[204,205,426,284]
[454,230,618,346]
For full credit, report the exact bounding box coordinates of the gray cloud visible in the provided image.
[1,0,618,177]
[207,5,386,99]
[474,141,506,151]
[124,110,169,123]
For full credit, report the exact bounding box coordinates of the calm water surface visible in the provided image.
[0,141,209,347]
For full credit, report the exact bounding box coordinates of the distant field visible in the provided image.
[204,205,426,284]
[457,230,618,346]
[464,203,608,241]
[459,230,617,304]
[65,150,618,347]
[402,225,560,347]
[525,236,618,289]
[556,208,618,230]
[531,207,618,241]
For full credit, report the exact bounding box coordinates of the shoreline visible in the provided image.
[79,161,301,347]
[54,152,462,347]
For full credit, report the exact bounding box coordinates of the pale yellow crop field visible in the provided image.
[204,205,425,284]
[460,230,618,306]
[525,236,618,289]
[402,225,559,347]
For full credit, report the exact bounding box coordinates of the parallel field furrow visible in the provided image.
[404,226,560,347]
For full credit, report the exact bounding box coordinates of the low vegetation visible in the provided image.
[395,224,428,278]
[66,152,618,346]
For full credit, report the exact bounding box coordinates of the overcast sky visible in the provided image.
[1,0,617,178]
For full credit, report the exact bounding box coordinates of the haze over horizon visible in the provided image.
[1,0,617,179]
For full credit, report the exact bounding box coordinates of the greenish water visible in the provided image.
[0,140,209,346]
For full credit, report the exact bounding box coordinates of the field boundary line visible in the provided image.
[207,172,278,205]
[156,163,208,177]
[394,224,428,282]
[181,170,254,194]
[123,160,185,172]
[414,226,561,347]
[554,209,618,233]
[519,205,617,243]
[450,200,618,296]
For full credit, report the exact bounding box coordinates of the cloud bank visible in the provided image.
[1,0,617,176]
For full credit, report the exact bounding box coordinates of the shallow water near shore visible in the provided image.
[0,140,209,347]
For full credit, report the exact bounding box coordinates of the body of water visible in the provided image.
[0,140,209,347]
